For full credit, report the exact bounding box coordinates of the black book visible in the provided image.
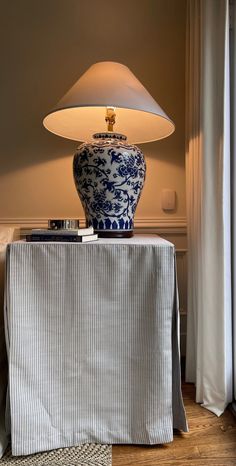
[26,234,98,243]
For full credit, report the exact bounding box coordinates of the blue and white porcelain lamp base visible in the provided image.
[73,132,146,238]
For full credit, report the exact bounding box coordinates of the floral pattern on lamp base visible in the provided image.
[73,133,146,237]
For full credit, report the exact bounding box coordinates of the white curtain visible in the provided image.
[231,0,236,402]
[185,0,233,415]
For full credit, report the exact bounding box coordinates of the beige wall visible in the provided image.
[0,0,186,223]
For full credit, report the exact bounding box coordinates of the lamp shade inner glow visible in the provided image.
[43,61,175,144]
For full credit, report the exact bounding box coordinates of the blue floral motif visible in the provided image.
[73,134,146,232]
[117,164,138,178]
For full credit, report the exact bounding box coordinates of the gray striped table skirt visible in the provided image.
[3,235,188,456]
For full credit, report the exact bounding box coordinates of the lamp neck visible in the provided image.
[105,107,116,132]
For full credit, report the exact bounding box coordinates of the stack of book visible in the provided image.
[26,226,98,243]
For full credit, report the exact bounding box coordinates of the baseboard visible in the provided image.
[181,356,186,381]
[230,401,236,418]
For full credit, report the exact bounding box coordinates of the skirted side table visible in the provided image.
[3,235,187,456]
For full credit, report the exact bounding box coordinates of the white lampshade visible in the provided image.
[43,61,175,144]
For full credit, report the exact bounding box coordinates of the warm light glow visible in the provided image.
[44,106,174,144]
[43,61,175,143]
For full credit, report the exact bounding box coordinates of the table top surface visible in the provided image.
[9,234,174,249]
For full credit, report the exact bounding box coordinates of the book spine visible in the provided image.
[26,235,83,242]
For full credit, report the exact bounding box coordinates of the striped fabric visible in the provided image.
[4,235,187,456]
[0,227,16,458]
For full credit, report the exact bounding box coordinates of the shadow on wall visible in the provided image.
[0,136,184,178]
[0,0,186,176]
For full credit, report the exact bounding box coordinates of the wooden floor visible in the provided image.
[112,383,236,466]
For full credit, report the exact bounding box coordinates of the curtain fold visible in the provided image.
[186,0,233,415]
[231,0,236,402]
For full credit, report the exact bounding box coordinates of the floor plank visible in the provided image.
[112,383,236,465]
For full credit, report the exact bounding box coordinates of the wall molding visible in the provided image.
[0,216,187,234]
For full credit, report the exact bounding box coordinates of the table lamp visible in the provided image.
[43,61,174,237]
